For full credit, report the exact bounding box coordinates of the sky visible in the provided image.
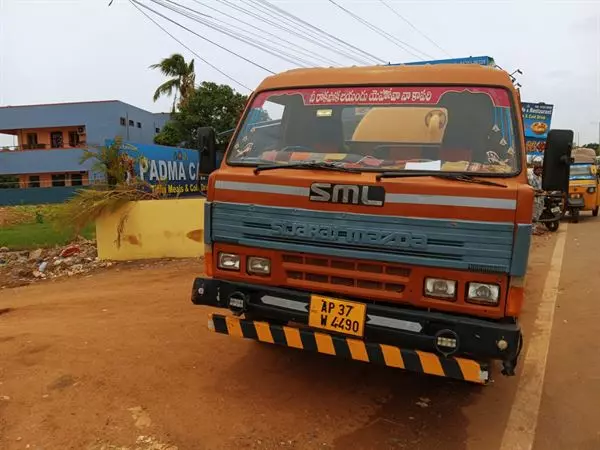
[0,0,599,146]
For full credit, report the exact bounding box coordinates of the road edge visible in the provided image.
[499,225,568,450]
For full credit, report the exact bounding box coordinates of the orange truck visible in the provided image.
[191,64,573,384]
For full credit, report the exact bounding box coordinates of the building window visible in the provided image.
[24,133,40,150]
[68,131,80,147]
[28,176,40,188]
[51,174,66,187]
[129,120,134,127]
[50,131,64,149]
[155,127,160,133]
[136,122,142,128]
[120,117,126,126]
[70,173,83,186]
[26,133,38,145]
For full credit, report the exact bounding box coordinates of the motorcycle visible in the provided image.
[536,191,564,232]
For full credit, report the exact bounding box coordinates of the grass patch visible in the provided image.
[0,204,62,227]
[0,204,95,250]
[0,222,95,250]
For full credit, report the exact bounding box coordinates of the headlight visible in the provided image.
[247,256,271,275]
[466,282,500,305]
[424,278,457,300]
[218,252,240,271]
[587,187,596,193]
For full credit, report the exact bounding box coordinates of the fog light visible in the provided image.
[247,256,271,275]
[434,329,459,356]
[467,282,500,305]
[497,339,508,351]
[218,252,240,271]
[437,336,457,348]
[424,278,457,300]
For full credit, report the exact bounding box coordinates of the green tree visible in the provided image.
[157,81,248,149]
[80,137,137,188]
[150,53,196,112]
[153,122,182,147]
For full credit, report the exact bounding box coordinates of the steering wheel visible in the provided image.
[280,145,314,153]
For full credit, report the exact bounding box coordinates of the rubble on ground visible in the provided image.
[0,237,114,288]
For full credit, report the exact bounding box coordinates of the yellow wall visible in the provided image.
[96,198,205,260]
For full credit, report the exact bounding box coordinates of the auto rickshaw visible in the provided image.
[567,147,600,222]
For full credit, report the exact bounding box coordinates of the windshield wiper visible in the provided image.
[376,171,507,188]
[254,161,361,174]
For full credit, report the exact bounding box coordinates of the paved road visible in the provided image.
[0,219,598,450]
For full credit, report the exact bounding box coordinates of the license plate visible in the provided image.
[308,295,367,337]
[551,207,561,213]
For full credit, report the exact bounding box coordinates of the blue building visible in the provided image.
[0,100,170,188]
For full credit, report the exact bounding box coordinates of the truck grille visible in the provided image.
[282,253,411,298]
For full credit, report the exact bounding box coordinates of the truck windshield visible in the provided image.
[228,86,520,175]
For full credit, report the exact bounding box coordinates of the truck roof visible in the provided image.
[255,64,516,92]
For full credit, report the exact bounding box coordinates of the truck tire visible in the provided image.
[593,207,599,217]
[546,220,559,232]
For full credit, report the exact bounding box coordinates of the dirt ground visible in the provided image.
[0,223,599,450]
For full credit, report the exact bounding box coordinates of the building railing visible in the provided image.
[0,145,20,152]
[22,143,48,150]
[0,142,88,152]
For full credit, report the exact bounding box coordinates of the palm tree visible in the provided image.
[150,54,196,111]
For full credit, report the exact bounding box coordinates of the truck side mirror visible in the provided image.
[542,129,573,192]
[196,127,217,194]
[197,127,217,174]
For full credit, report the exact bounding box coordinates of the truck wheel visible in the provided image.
[593,207,599,217]
[546,220,559,232]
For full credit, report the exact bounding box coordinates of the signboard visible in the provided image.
[525,139,548,153]
[104,140,210,197]
[522,102,554,140]
[390,56,496,67]
[522,102,554,153]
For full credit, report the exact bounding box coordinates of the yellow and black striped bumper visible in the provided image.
[208,314,490,384]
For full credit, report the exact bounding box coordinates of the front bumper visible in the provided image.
[209,313,489,384]
[192,277,522,379]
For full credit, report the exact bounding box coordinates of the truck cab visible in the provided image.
[191,64,570,384]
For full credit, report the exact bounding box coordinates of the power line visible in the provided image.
[213,0,375,66]
[153,0,322,67]
[240,0,371,64]
[130,0,275,73]
[247,0,384,65]
[188,0,342,67]
[327,0,433,60]
[128,0,252,92]
[148,0,313,67]
[378,0,450,57]
[218,0,371,65]
[239,0,348,63]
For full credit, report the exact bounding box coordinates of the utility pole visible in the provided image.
[592,121,600,149]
